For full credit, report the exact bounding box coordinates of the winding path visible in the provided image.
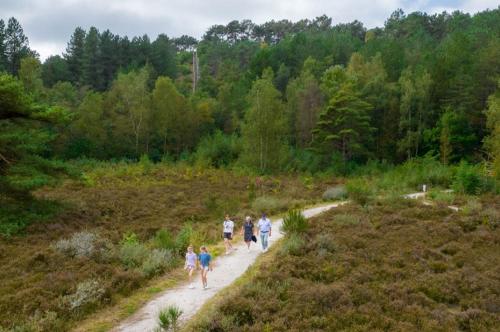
[111,203,343,332]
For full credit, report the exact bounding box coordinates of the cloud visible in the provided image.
[0,0,497,60]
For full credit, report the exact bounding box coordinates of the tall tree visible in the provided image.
[314,67,375,162]
[0,19,7,71]
[64,27,86,85]
[484,81,500,179]
[286,57,323,148]
[240,68,287,172]
[4,17,34,75]
[82,27,101,89]
[18,57,44,100]
[41,55,69,87]
[151,34,177,79]
[107,67,151,156]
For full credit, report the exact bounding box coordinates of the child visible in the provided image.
[184,245,197,289]
[198,245,212,289]
[223,214,235,255]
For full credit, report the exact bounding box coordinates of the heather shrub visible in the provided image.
[251,196,288,214]
[141,249,174,277]
[280,234,305,256]
[322,185,347,200]
[282,209,308,234]
[61,279,105,312]
[335,214,361,226]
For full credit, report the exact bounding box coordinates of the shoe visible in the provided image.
[225,251,230,255]
[188,284,194,289]
[264,248,268,252]
[204,285,208,289]
[247,248,250,252]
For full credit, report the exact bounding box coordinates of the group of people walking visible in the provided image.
[183,213,273,289]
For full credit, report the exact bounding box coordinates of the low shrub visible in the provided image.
[141,249,174,277]
[120,242,149,268]
[322,185,347,201]
[346,179,373,206]
[452,161,483,194]
[154,229,175,251]
[282,209,308,234]
[157,305,183,332]
[251,196,289,214]
[280,234,305,256]
[61,279,105,312]
[175,224,193,255]
[53,231,112,259]
[335,214,361,226]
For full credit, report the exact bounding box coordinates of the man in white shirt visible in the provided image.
[223,214,235,255]
[257,213,272,252]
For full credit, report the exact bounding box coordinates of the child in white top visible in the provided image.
[184,245,197,289]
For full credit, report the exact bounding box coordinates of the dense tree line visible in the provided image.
[1,8,500,199]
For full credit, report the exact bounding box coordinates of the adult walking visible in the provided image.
[240,216,255,252]
[223,214,235,255]
[257,213,272,252]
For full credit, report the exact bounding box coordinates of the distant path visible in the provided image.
[112,203,343,332]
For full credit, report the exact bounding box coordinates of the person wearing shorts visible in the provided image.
[257,213,272,252]
[241,216,255,251]
[198,246,212,289]
[184,245,197,289]
[223,214,235,255]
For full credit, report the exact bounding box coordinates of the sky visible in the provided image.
[0,0,498,61]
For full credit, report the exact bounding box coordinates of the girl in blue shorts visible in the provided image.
[198,246,212,289]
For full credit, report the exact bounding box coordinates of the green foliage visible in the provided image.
[452,161,490,195]
[345,178,372,206]
[141,249,174,277]
[120,242,149,268]
[279,233,305,255]
[484,80,500,180]
[240,68,288,173]
[194,131,241,168]
[154,229,175,251]
[282,209,308,234]
[174,224,193,255]
[158,305,183,332]
[61,279,105,313]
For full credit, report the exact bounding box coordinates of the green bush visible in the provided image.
[346,179,373,206]
[120,242,149,268]
[194,131,241,168]
[452,161,484,195]
[175,224,193,255]
[154,229,175,251]
[141,249,174,277]
[282,209,308,234]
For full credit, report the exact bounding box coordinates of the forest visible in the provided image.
[1,9,499,181]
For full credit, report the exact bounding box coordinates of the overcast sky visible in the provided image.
[1,0,498,61]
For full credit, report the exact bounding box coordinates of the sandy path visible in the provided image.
[111,203,343,332]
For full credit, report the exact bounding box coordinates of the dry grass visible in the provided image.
[0,164,336,330]
[186,196,500,332]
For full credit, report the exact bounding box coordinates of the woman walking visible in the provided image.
[240,216,255,252]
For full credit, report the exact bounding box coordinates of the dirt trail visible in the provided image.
[111,203,342,332]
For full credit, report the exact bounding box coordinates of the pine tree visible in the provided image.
[0,19,7,71]
[484,80,500,179]
[4,17,34,75]
[64,27,86,85]
[82,27,101,89]
[314,81,374,162]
